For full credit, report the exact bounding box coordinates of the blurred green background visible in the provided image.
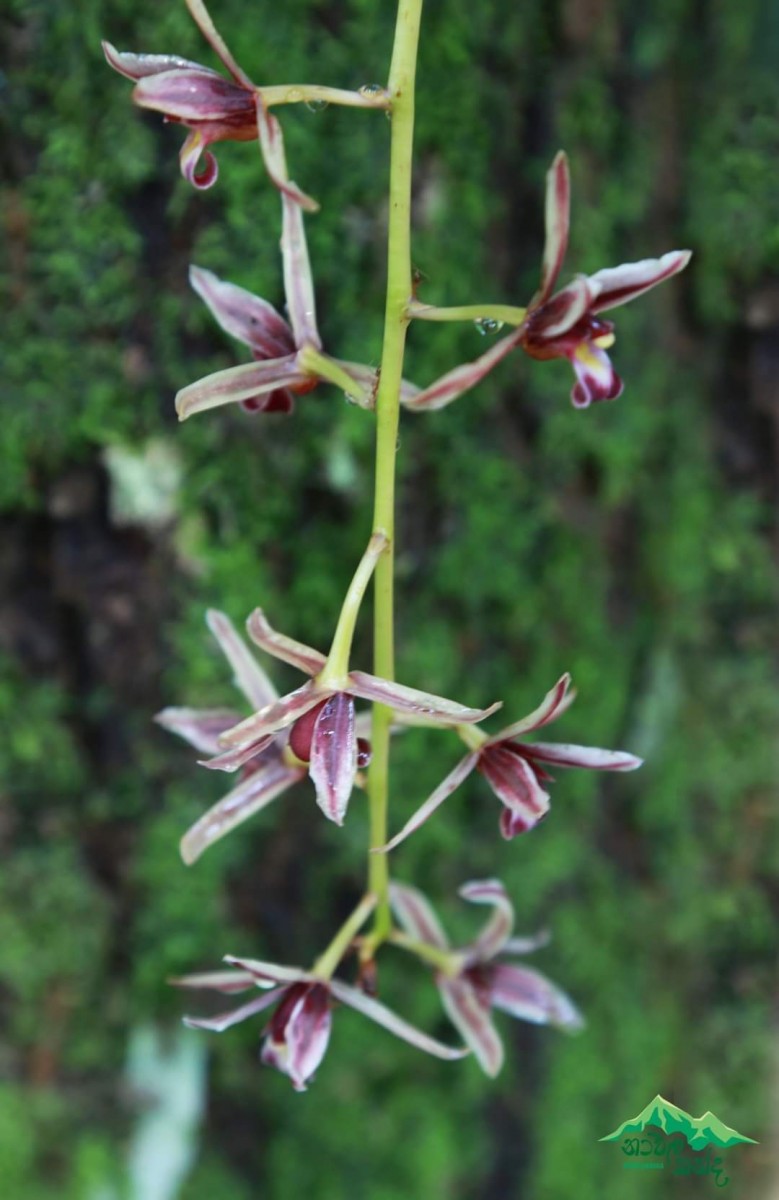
[2,0,777,1196]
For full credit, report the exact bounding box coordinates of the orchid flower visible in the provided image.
[103,0,315,205]
[156,609,307,864]
[390,878,583,1076]
[207,605,500,826]
[381,673,641,850]
[175,951,467,1091]
[176,192,384,418]
[403,151,691,412]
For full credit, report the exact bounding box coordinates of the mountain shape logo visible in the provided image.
[600,1095,757,1151]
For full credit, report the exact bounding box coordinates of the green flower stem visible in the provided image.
[407,300,528,327]
[296,345,373,407]
[457,722,488,751]
[312,893,378,979]
[320,531,389,685]
[390,931,461,977]
[262,84,390,110]
[367,0,424,945]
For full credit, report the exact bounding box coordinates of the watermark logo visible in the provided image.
[600,1094,757,1188]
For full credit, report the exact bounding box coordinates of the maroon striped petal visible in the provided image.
[281,191,321,349]
[590,250,692,313]
[180,758,304,863]
[179,130,219,189]
[169,969,258,993]
[216,681,328,748]
[458,880,514,965]
[349,672,500,724]
[389,883,450,949]
[245,609,327,676]
[478,746,550,838]
[185,0,255,88]
[490,674,574,742]
[102,42,208,81]
[133,68,254,122]
[401,330,522,412]
[262,983,332,1091]
[522,742,643,771]
[175,354,307,419]
[330,980,468,1061]
[189,267,294,359]
[379,752,479,852]
[538,151,570,304]
[199,734,276,773]
[530,276,595,339]
[570,342,623,409]
[437,977,504,1076]
[206,608,278,710]
[488,964,584,1030]
[154,706,241,755]
[309,692,357,824]
[183,987,285,1032]
[256,98,319,213]
[222,956,315,986]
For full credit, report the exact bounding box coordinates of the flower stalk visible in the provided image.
[367,0,425,945]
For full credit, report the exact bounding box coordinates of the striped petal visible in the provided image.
[281,190,321,348]
[401,331,521,412]
[490,674,574,742]
[206,609,278,709]
[570,342,623,409]
[261,983,332,1091]
[349,672,500,724]
[185,0,255,88]
[522,742,643,771]
[133,68,254,122]
[184,987,285,1032]
[458,880,514,965]
[309,692,357,825]
[330,980,468,1061]
[179,129,219,190]
[531,276,597,340]
[189,267,294,359]
[175,355,307,420]
[246,609,326,676]
[180,758,304,864]
[437,976,504,1076]
[102,42,207,81]
[389,882,450,949]
[379,752,479,853]
[590,250,691,313]
[199,734,275,773]
[538,151,570,303]
[256,98,319,213]
[488,964,584,1031]
[169,969,258,993]
[154,706,241,755]
[222,955,315,986]
[215,681,329,748]
[477,746,551,838]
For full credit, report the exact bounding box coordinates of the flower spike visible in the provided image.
[391,880,582,1076]
[381,673,641,850]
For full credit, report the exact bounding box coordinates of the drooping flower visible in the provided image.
[390,878,583,1076]
[206,604,500,826]
[175,952,467,1091]
[403,152,690,412]
[103,0,314,206]
[156,609,306,863]
[381,673,641,849]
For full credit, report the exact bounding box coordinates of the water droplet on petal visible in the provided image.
[305,98,329,112]
[359,84,385,98]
